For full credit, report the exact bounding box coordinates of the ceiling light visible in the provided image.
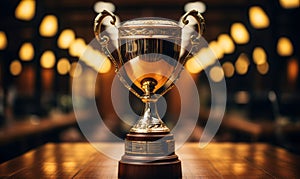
[15,0,36,21]
[69,38,87,57]
[217,34,235,54]
[235,53,250,75]
[249,6,270,29]
[57,58,71,75]
[57,29,75,49]
[39,15,58,37]
[184,1,206,13]
[183,2,206,25]
[94,1,115,13]
[10,60,22,76]
[277,37,293,56]
[209,66,224,82]
[40,50,56,68]
[185,58,203,74]
[0,31,7,50]
[230,23,250,44]
[222,62,235,78]
[209,41,224,59]
[253,47,267,65]
[279,0,300,9]
[19,42,34,61]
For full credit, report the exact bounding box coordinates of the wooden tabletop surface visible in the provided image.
[1,142,300,178]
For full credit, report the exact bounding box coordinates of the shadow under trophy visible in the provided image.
[94,9,205,179]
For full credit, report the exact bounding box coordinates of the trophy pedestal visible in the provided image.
[118,133,182,179]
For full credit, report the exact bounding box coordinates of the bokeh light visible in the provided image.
[40,50,56,69]
[230,23,250,44]
[39,15,58,37]
[19,42,34,61]
[15,0,36,21]
[10,60,22,76]
[57,29,76,49]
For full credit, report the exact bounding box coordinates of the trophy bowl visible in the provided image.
[94,10,204,179]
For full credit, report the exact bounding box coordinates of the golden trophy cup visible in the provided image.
[94,10,205,179]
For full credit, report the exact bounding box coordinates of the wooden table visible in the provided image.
[1,142,300,178]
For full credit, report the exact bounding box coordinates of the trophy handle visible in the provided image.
[94,10,143,98]
[94,10,120,71]
[181,9,205,43]
[157,10,206,97]
[94,10,116,41]
[178,10,205,67]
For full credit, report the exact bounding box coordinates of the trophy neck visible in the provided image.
[141,77,157,101]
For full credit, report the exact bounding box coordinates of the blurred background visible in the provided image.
[0,0,299,162]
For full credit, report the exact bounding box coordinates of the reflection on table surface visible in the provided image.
[1,142,300,178]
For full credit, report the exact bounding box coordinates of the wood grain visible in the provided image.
[1,142,300,178]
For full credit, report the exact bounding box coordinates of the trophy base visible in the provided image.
[118,133,182,179]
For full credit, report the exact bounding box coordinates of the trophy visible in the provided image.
[94,10,205,179]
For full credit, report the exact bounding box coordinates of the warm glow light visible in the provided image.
[249,6,270,29]
[209,41,224,59]
[233,163,247,175]
[230,23,250,44]
[99,59,111,73]
[197,48,216,66]
[10,60,22,76]
[287,58,298,83]
[184,1,206,13]
[235,53,250,75]
[15,0,36,21]
[0,31,7,50]
[279,0,300,9]
[235,91,250,104]
[39,15,58,37]
[222,62,235,78]
[81,46,111,73]
[69,38,87,57]
[185,47,218,74]
[257,62,269,75]
[42,163,57,176]
[57,58,71,75]
[217,34,235,54]
[93,2,119,26]
[40,50,56,69]
[277,37,293,56]
[183,1,206,25]
[69,62,82,77]
[57,29,75,49]
[94,1,116,13]
[185,58,203,74]
[19,42,34,61]
[209,66,224,82]
[253,47,267,65]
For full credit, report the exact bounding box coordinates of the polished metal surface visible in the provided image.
[94,10,205,134]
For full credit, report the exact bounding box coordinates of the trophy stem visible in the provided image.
[130,78,170,133]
